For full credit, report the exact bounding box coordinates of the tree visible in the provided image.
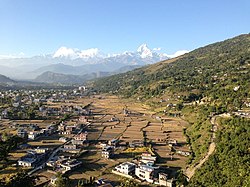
[176,170,188,186]
[5,171,37,187]
[119,178,139,187]
[55,173,71,187]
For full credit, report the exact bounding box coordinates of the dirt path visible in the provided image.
[185,115,218,180]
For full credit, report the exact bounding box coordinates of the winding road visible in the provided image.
[184,115,219,180]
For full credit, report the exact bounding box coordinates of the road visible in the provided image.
[184,115,219,180]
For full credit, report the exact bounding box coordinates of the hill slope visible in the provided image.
[93,34,250,111]
[0,74,16,84]
[92,34,250,186]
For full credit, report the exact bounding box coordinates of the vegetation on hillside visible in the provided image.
[92,34,250,186]
[188,117,250,187]
[93,34,250,111]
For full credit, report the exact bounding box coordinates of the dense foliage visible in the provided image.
[188,117,250,187]
[0,135,24,163]
[0,171,37,187]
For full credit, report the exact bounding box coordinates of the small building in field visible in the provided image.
[60,159,82,171]
[74,132,88,141]
[17,128,27,139]
[28,131,39,140]
[158,173,174,187]
[50,176,58,185]
[114,162,136,175]
[59,137,68,143]
[141,153,157,164]
[102,146,114,159]
[108,139,119,146]
[135,164,158,183]
[79,116,88,123]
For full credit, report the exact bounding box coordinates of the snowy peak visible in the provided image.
[53,46,101,59]
[53,46,77,59]
[137,44,153,58]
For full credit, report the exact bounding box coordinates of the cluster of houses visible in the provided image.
[60,131,88,154]
[113,153,174,187]
[0,88,90,120]
[18,147,50,168]
[47,156,82,173]
[17,124,57,140]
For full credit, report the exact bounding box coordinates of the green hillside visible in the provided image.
[93,34,250,111]
[92,34,250,186]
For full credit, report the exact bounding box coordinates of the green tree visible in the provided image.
[55,173,71,187]
[5,171,37,187]
[119,178,139,187]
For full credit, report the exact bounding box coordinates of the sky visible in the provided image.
[0,0,249,58]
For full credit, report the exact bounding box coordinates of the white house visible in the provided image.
[28,131,39,140]
[135,164,158,183]
[141,153,157,164]
[114,162,136,175]
[158,173,174,187]
[60,159,82,171]
[18,158,36,167]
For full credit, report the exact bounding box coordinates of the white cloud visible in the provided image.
[165,50,189,58]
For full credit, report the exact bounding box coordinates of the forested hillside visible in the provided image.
[93,34,250,112]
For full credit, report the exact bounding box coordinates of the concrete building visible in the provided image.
[18,152,47,168]
[102,146,114,159]
[135,164,157,183]
[74,132,88,141]
[60,159,82,171]
[17,128,27,139]
[108,139,119,146]
[158,173,174,187]
[114,162,136,175]
[28,131,39,140]
[141,153,157,164]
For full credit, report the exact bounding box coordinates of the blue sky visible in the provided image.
[0,0,249,57]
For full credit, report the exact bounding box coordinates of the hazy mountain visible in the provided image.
[34,71,112,84]
[0,44,188,79]
[0,74,16,84]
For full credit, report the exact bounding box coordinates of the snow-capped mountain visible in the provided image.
[137,44,153,58]
[0,44,189,79]
[53,46,103,60]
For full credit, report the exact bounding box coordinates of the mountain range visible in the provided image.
[0,44,188,82]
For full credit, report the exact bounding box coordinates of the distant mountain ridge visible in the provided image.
[34,71,112,84]
[0,44,188,80]
[0,74,15,84]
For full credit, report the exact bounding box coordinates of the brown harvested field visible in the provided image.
[28,134,63,148]
[35,169,56,186]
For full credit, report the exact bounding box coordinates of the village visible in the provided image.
[0,87,191,187]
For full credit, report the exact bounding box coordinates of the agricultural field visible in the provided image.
[67,94,191,182]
